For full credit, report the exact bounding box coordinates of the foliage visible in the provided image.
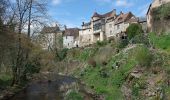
[149,33,170,52]
[133,46,152,67]
[126,23,143,40]
[77,47,137,99]
[56,48,68,61]
[94,46,115,65]
[96,40,108,47]
[132,34,150,46]
[151,3,170,20]
[116,39,129,49]
[0,74,12,88]
[78,48,98,61]
[88,58,96,67]
[65,90,83,100]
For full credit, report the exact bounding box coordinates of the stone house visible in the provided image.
[63,28,79,49]
[40,25,62,50]
[147,0,170,33]
[113,12,138,39]
[79,9,117,46]
[79,9,138,46]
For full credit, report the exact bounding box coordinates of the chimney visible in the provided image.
[82,22,84,26]
[113,9,116,14]
[120,11,123,15]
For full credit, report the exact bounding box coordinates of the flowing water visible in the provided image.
[9,75,77,100]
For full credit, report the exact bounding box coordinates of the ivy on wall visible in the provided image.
[151,3,170,20]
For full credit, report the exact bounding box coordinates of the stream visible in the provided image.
[7,74,91,100]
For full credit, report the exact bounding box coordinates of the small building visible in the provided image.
[40,25,62,50]
[79,22,93,47]
[63,28,79,49]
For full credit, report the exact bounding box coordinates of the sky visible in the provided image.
[48,0,153,28]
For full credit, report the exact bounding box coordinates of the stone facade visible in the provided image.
[63,28,79,49]
[40,25,62,50]
[79,10,138,47]
[147,0,170,32]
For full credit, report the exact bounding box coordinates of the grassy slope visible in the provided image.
[71,33,170,99]
[74,45,144,99]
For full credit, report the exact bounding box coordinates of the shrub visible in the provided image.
[132,34,150,46]
[88,58,96,67]
[56,48,68,61]
[126,23,143,40]
[134,46,152,67]
[96,40,108,47]
[79,48,98,61]
[116,39,129,49]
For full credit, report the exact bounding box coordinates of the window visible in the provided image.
[93,23,101,31]
[117,25,120,29]
[110,30,112,35]
[68,43,69,46]
[109,24,112,28]
[66,36,67,39]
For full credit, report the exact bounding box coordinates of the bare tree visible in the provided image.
[11,0,48,84]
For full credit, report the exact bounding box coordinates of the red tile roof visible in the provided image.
[115,12,138,25]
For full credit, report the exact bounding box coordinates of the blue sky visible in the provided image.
[48,0,152,28]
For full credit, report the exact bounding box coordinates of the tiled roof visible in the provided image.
[41,25,60,33]
[63,28,79,37]
[92,9,116,18]
[115,12,137,25]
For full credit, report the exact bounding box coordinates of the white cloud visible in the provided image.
[115,0,134,7]
[52,0,61,5]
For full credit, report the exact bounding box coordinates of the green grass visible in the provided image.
[78,47,138,100]
[65,90,83,100]
[67,47,98,61]
[149,32,170,52]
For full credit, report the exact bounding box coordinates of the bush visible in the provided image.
[78,48,98,61]
[56,48,68,61]
[126,23,143,40]
[134,46,152,67]
[96,40,108,47]
[132,34,150,46]
[116,39,129,49]
[88,58,96,67]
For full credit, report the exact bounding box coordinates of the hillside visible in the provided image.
[51,32,170,100]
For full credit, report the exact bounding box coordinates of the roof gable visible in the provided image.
[63,28,79,38]
[115,12,137,25]
[41,25,60,33]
